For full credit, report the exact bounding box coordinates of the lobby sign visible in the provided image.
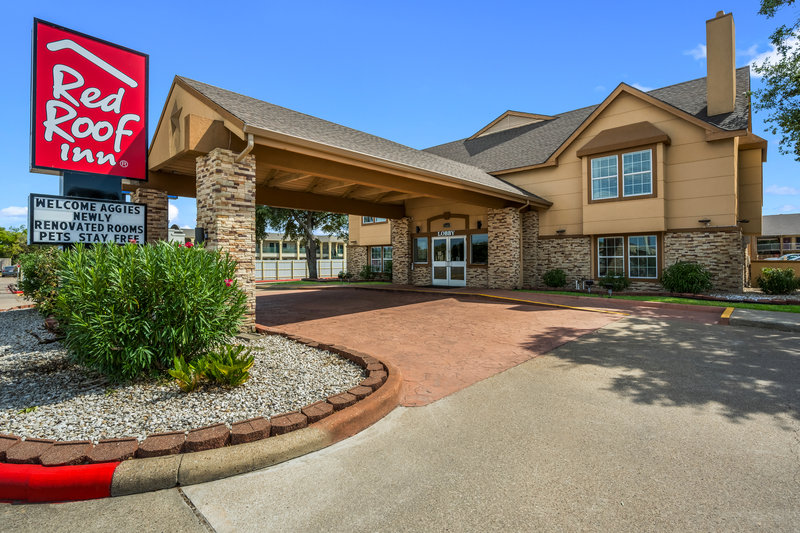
[31,19,148,180]
[28,193,146,245]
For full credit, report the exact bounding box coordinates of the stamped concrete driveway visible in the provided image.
[9,316,798,532]
[256,287,622,406]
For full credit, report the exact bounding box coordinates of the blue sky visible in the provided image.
[2,1,798,229]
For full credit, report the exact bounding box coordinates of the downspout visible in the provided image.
[235,133,254,162]
[517,200,530,289]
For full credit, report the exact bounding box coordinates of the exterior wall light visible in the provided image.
[477,220,482,229]
[556,229,566,234]
[738,219,750,224]
[698,219,711,226]
[443,222,451,228]
[415,226,421,233]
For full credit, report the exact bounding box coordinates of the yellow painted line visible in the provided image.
[721,307,735,320]
[368,286,629,317]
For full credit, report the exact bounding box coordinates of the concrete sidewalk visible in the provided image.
[729,307,800,332]
[6,316,798,532]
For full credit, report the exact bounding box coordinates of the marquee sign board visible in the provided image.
[31,19,148,180]
[28,193,146,245]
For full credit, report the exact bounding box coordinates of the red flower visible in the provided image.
[185,242,194,248]
[224,279,233,287]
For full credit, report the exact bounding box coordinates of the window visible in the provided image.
[362,216,387,224]
[370,246,392,272]
[590,148,654,201]
[628,235,657,278]
[470,233,488,264]
[332,243,344,259]
[757,237,780,258]
[265,242,279,254]
[413,237,428,263]
[597,237,625,276]
[622,150,652,197]
[591,155,618,199]
[282,242,297,255]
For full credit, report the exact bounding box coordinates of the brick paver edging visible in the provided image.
[0,304,36,313]
[0,330,403,502]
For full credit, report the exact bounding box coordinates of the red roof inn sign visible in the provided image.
[31,19,148,180]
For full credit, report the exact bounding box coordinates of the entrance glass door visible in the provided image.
[432,236,466,287]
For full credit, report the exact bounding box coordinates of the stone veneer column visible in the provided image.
[521,210,539,288]
[196,148,256,331]
[488,207,521,289]
[390,217,411,285]
[130,188,168,243]
[346,245,368,278]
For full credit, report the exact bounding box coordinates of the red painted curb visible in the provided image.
[0,462,118,503]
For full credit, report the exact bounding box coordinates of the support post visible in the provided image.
[488,207,522,289]
[196,148,256,331]
[130,188,168,243]
[390,217,411,285]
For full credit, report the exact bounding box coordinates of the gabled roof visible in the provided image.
[424,67,752,174]
[176,77,549,204]
[469,111,555,139]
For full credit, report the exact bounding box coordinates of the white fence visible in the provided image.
[255,259,346,281]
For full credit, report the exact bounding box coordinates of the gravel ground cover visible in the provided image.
[0,309,365,443]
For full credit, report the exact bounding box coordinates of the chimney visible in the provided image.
[706,11,736,116]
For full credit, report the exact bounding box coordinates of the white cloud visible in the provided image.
[749,38,800,78]
[0,206,28,218]
[738,43,759,59]
[631,83,654,92]
[168,203,179,222]
[779,204,799,213]
[684,44,707,60]
[180,225,192,229]
[594,85,607,92]
[766,184,800,195]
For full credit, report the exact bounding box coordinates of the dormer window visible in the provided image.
[589,147,655,202]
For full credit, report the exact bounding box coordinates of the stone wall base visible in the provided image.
[347,245,368,278]
[664,230,744,293]
[532,236,592,289]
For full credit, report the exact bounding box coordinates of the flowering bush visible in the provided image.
[56,241,247,381]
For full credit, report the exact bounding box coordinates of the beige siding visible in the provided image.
[738,148,763,235]
[404,198,488,232]
[503,91,744,236]
[348,214,391,246]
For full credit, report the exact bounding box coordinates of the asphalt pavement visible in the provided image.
[4,316,798,532]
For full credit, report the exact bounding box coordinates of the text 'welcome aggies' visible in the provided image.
[31,19,148,180]
[29,194,146,245]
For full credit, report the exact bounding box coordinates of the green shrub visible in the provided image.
[56,242,247,381]
[168,345,254,391]
[18,247,62,316]
[202,345,254,387]
[757,268,798,295]
[359,264,375,280]
[599,274,630,292]
[337,270,354,282]
[660,261,713,294]
[543,268,567,288]
[168,355,205,392]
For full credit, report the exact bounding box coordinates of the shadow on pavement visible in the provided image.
[539,317,800,425]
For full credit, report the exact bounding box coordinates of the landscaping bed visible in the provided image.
[0,308,366,445]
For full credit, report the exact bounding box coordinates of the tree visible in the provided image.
[256,207,348,279]
[0,226,30,261]
[752,0,800,160]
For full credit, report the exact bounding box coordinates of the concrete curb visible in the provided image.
[1,332,404,502]
[727,308,800,332]
[109,359,403,495]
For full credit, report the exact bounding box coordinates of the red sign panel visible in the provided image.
[31,19,148,180]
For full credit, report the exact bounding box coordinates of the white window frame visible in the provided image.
[597,236,625,277]
[362,216,387,225]
[591,155,619,200]
[622,149,653,198]
[627,235,658,279]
